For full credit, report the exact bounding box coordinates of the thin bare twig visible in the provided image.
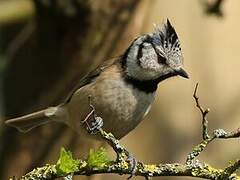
[221,159,240,179]
[214,128,240,139]
[186,83,240,178]
[193,83,210,140]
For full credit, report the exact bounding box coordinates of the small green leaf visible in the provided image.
[56,147,80,176]
[87,147,112,168]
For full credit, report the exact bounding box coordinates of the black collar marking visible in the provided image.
[124,72,177,93]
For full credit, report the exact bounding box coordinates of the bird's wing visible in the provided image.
[63,56,121,104]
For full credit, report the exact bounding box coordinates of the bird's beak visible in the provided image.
[176,68,189,79]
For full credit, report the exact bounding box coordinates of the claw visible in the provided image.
[86,116,103,134]
[113,142,138,178]
[127,153,138,179]
[81,96,103,134]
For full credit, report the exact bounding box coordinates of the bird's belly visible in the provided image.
[67,77,155,139]
[92,80,155,139]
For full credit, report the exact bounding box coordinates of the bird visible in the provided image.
[5,19,189,140]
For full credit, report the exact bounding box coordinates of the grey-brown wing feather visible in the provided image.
[64,57,121,104]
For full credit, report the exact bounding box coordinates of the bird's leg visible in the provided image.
[80,96,103,134]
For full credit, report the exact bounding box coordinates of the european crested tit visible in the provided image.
[5,19,189,140]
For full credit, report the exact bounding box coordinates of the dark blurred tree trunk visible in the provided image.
[0,0,141,178]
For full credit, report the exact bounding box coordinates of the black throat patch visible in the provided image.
[124,72,177,93]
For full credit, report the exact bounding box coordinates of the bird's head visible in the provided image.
[123,19,189,83]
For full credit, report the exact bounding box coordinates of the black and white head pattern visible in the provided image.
[124,19,188,82]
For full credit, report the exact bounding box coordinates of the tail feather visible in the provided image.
[5,106,62,132]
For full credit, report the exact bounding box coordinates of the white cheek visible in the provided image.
[140,58,159,71]
[126,40,164,80]
[140,47,159,71]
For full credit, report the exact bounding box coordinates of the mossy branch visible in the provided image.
[15,84,240,180]
[17,161,239,180]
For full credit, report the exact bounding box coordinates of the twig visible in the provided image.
[214,128,240,139]
[193,83,210,140]
[186,83,240,179]
[186,127,240,170]
[186,83,213,164]
[221,159,240,179]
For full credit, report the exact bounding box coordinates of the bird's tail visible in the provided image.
[5,106,66,132]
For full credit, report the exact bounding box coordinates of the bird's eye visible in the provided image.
[145,39,167,65]
[157,54,167,64]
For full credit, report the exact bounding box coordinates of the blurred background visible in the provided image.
[0,0,239,179]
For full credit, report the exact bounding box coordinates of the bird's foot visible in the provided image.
[86,116,103,134]
[81,96,103,134]
[126,152,138,179]
[114,144,138,178]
